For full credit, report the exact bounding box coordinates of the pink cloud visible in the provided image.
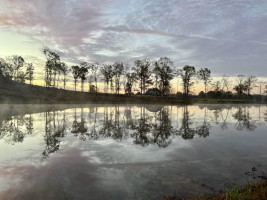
[0,0,109,52]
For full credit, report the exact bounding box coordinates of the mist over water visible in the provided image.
[0,104,267,200]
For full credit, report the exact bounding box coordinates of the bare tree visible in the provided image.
[234,75,247,98]
[221,75,231,92]
[212,81,221,92]
[244,75,257,96]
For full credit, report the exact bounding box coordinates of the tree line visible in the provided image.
[0,47,266,99]
[0,56,34,84]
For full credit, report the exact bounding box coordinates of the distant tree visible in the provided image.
[71,65,80,91]
[154,57,174,95]
[0,58,13,80]
[221,75,231,92]
[55,62,64,88]
[197,68,211,96]
[10,55,25,81]
[133,59,153,95]
[198,91,205,98]
[43,47,60,87]
[125,72,137,94]
[100,63,114,93]
[79,64,88,92]
[178,65,196,100]
[61,62,69,90]
[212,80,222,98]
[89,85,97,93]
[88,63,99,92]
[212,81,221,92]
[244,75,257,96]
[87,74,94,92]
[16,71,26,83]
[113,62,124,94]
[234,75,247,98]
[25,63,34,84]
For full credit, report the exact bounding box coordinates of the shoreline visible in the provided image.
[163,179,267,200]
[0,79,265,105]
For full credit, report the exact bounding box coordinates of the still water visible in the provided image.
[0,104,267,200]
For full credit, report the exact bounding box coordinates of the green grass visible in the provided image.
[163,180,267,200]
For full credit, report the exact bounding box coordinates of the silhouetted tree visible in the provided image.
[79,63,88,92]
[43,47,60,87]
[10,55,25,81]
[154,57,174,95]
[212,80,222,98]
[244,75,257,97]
[125,72,137,94]
[61,62,69,89]
[100,63,114,93]
[134,59,153,95]
[178,65,196,101]
[113,62,124,94]
[197,68,211,96]
[25,63,34,85]
[0,58,13,80]
[71,65,80,91]
[221,75,231,92]
[234,75,247,99]
[88,63,99,92]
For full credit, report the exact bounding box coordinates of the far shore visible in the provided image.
[0,79,265,104]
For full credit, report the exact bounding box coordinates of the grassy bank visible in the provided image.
[0,79,188,104]
[163,180,267,200]
[0,79,263,104]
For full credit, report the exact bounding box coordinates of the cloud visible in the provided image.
[0,0,267,76]
[0,0,109,55]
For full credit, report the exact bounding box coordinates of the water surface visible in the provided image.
[0,104,267,200]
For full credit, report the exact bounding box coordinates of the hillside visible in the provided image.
[0,78,188,104]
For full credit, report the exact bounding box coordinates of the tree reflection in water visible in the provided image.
[178,106,196,139]
[71,108,88,141]
[232,106,256,131]
[152,107,174,147]
[0,115,34,144]
[43,111,67,158]
[0,105,265,158]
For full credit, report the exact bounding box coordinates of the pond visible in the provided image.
[0,104,267,200]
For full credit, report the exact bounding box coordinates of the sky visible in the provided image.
[0,0,267,92]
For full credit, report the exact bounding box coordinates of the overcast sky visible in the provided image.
[0,0,267,78]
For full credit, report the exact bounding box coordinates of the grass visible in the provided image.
[162,180,267,200]
[0,78,264,104]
